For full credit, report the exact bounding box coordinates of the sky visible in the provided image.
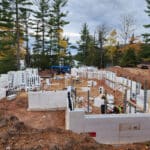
[63,0,150,45]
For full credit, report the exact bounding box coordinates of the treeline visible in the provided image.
[75,1,150,68]
[0,0,70,73]
[75,22,150,68]
[0,0,150,74]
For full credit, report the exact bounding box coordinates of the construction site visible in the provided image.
[0,66,150,149]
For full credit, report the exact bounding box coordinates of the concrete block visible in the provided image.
[7,94,16,101]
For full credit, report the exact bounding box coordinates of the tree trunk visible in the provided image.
[25,18,30,67]
[16,0,20,70]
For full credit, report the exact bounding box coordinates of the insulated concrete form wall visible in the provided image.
[6,68,40,91]
[71,68,150,112]
[0,88,6,100]
[71,67,106,80]
[66,109,150,144]
[0,74,8,88]
[28,91,67,111]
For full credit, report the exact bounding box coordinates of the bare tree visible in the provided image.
[120,14,135,45]
[97,24,109,68]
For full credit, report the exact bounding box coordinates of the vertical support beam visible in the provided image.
[104,91,107,114]
[75,88,76,101]
[74,88,77,108]
[134,106,136,113]
[144,80,147,112]
[129,103,132,113]
[129,80,132,114]
[136,82,138,95]
[134,81,138,113]
[87,90,90,113]
[123,89,127,113]
[130,80,132,99]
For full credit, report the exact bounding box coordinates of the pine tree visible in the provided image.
[10,0,33,69]
[49,0,69,64]
[120,48,137,67]
[143,0,150,43]
[0,0,17,73]
[20,7,32,67]
[77,23,90,65]
[0,0,14,51]
[32,0,51,54]
[31,0,51,69]
[32,20,41,54]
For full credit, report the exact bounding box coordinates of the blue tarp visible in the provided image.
[50,66,71,73]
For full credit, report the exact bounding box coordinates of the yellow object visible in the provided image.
[59,40,68,48]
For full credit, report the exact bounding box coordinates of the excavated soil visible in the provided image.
[0,68,150,149]
[0,92,65,129]
[0,116,113,150]
[0,116,150,150]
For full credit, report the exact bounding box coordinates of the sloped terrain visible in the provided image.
[0,116,113,150]
[0,116,150,150]
[107,67,150,88]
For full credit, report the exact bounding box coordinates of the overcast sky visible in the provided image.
[63,0,150,44]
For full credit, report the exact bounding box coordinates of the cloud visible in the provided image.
[64,0,149,44]
[63,32,80,43]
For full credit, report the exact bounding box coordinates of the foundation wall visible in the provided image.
[66,109,150,144]
[0,88,6,100]
[28,91,67,110]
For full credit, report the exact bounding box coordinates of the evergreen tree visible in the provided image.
[32,21,40,54]
[77,23,91,65]
[11,0,33,69]
[20,8,32,67]
[0,0,17,73]
[33,0,51,53]
[49,0,69,64]
[143,0,150,43]
[76,23,102,67]
[120,48,137,67]
[139,44,150,62]
[31,0,51,69]
[0,0,14,51]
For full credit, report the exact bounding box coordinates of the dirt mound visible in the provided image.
[107,67,150,89]
[0,116,112,150]
[0,116,150,150]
